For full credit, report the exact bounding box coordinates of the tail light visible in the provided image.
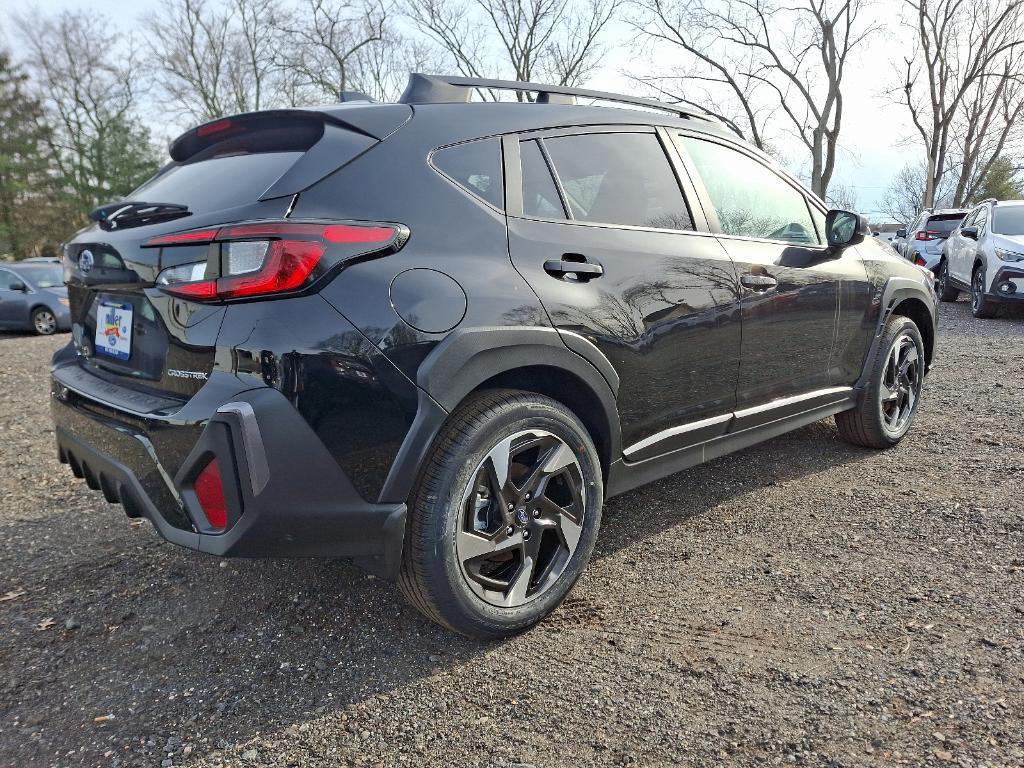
[915,230,941,241]
[915,256,927,266]
[147,220,407,301]
[194,457,227,531]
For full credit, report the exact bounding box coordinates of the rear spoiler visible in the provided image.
[169,106,412,162]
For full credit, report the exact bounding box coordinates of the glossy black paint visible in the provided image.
[50,97,938,570]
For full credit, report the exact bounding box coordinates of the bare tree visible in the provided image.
[896,0,1024,208]
[16,10,159,215]
[629,0,873,199]
[947,51,1024,206]
[406,0,622,95]
[145,0,287,123]
[880,162,954,225]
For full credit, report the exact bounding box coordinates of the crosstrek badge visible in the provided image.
[95,301,133,361]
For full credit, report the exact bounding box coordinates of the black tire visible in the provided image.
[31,307,57,335]
[936,261,959,302]
[398,389,603,639]
[970,264,998,318]
[836,315,925,449]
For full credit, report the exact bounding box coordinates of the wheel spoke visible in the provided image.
[457,528,520,562]
[505,558,533,605]
[513,435,561,493]
[558,512,583,552]
[880,380,899,402]
[483,436,514,494]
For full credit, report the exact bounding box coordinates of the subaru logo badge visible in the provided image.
[78,250,94,274]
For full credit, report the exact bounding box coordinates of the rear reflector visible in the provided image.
[194,458,228,531]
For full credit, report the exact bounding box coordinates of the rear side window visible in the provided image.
[432,138,504,210]
[681,136,819,245]
[521,140,565,218]
[541,133,693,230]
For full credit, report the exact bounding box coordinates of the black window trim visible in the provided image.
[505,124,711,236]
[427,135,506,214]
[673,129,830,250]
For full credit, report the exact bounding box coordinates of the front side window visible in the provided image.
[432,137,504,210]
[0,270,21,291]
[540,132,693,230]
[972,208,989,234]
[680,136,819,245]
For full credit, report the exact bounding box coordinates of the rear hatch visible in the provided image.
[61,106,411,406]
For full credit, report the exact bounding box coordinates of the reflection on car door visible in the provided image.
[674,133,872,421]
[0,269,29,328]
[506,128,743,460]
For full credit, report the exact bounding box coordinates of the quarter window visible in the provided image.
[539,132,693,230]
[681,137,819,245]
[432,137,504,210]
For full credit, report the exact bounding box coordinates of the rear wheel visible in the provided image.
[971,265,998,318]
[31,308,57,335]
[936,261,959,302]
[399,389,602,638]
[836,315,924,449]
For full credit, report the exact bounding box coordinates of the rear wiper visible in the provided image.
[89,201,191,231]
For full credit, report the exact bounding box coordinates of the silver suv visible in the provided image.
[938,199,1024,317]
[898,208,969,270]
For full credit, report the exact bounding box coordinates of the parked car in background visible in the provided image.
[900,209,969,271]
[893,226,907,254]
[0,262,71,335]
[937,198,1024,317]
[49,74,937,638]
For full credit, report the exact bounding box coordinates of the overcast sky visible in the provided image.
[12,0,922,221]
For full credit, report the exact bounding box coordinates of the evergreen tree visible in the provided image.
[972,157,1024,203]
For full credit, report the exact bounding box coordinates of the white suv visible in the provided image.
[938,199,1024,318]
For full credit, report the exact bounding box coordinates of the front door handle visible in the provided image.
[543,256,604,281]
[740,273,778,291]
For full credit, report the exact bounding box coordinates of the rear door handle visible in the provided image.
[740,273,778,291]
[543,256,604,281]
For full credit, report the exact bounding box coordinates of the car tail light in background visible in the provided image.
[194,457,227,531]
[915,256,927,267]
[915,230,941,241]
[148,220,407,301]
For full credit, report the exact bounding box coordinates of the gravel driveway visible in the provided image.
[1,299,1022,768]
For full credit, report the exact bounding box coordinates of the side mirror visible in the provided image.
[825,209,868,249]
[961,225,979,240]
[8,280,27,293]
[896,228,907,238]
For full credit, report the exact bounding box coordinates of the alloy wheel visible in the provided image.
[455,429,585,607]
[33,310,56,335]
[879,332,922,435]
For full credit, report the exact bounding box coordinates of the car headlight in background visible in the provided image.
[995,248,1024,262]
[58,297,70,307]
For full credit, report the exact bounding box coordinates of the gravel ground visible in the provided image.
[0,298,1022,768]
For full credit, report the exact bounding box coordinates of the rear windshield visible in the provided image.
[130,152,302,212]
[925,214,965,235]
[992,206,1024,236]
[19,266,63,288]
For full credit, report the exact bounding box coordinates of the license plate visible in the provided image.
[95,301,133,361]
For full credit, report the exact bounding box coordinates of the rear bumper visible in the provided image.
[51,365,406,577]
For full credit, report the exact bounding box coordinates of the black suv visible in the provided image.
[51,75,937,638]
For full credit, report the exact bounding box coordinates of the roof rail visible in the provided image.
[398,73,720,125]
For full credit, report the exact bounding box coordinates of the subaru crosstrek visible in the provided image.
[51,75,938,638]
[937,198,1024,317]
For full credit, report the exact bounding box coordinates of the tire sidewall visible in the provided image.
[871,318,924,444]
[417,396,603,635]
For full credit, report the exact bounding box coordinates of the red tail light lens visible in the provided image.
[915,230,939,241]
[148,220,403,301]
[915,256,927,266]
[194,458,227,531]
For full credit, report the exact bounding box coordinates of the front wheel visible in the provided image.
[936,261,959,302]
[971,265,998,318]
[399,389,603,638]
[836,315,925,449]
